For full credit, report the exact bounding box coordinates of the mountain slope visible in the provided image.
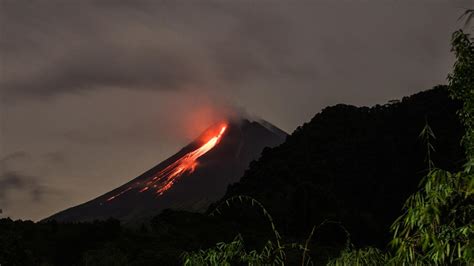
[46,119,287,223]
[218,86,465,249]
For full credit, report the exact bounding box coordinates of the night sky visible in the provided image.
[0,0,471,221]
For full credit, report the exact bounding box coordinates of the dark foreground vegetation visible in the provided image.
[1,15,473,266]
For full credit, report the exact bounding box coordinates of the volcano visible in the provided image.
[46,118,287,223]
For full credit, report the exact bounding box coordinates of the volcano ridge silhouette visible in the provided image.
[45,118,286,223]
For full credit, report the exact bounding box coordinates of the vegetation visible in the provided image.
[448,29,474,165]
[182,234,285,266]
[184,196,354,265]
[387,28,474,266]
[184,195,317,265]
[0,212,241,265]
[326,247,389,266]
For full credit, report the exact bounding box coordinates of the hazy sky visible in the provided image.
[1,0,472,221]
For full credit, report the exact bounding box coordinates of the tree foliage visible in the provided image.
[182,234,284,266]
[183,196,308,265]
[390,167,473,264]
[388,26,474,266]
[448,29,474,165]
[326,247,388,266]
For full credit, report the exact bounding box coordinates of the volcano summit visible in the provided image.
[46,119,286,223]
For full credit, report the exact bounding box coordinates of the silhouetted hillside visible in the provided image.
[218,86,465,251]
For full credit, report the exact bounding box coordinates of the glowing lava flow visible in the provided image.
[106,124,227,202]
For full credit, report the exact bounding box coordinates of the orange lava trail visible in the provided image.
[106,124,227,202]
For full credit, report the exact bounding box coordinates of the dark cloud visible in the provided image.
[0,0,382,101]
[0,153,49,207]
[0,1,290,100]
[1,1,471,103]
[0,1,218,100]
[0,171,45,202]
[0,172,25,199]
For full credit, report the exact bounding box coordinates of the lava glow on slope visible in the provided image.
[106,123,227,202]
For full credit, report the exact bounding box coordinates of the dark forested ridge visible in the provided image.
[220,86,465,248]
[0,86,466,265]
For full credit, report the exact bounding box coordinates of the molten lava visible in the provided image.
[106,123,227,202]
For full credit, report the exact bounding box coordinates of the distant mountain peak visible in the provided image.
[45,118,286,223]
